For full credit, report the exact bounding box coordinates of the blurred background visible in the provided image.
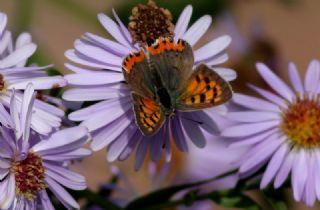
[1,0,320,209]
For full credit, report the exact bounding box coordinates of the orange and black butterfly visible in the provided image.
[122,37,232,136]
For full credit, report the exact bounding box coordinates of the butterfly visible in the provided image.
[122,37,233,136]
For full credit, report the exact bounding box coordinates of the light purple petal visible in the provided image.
[135,139,148,171]
[214,67,237,82]
[288,62,304,94]
[229,128,277,148]
[204,53,229,66]
[112,9,133,45]
[65,72,123,86]
[74,43,123,66]
[97,13,133,49]
[274,149,295,188]
[182,15,212,46]
[291,150,308,201]
[194,35,231,62]
[85,32,131,56]
[0,103,14,128]
[65,49,122,71]
[174,5,193,41]
[260,143,289,189]
[46,176,80,209]
[45,167,86,190]
[239,134,283,173]
[32,126,88,153]
[181,115,206,148]
[107,124,137,161]
[304,59,320,92]
[0,13,7,35]
[8,76,66,90]
[90,112,133,151]
[248,84,287,108]
[21,83,35,142]
[149,132,163,161]
[227,111,280,123]
[304,154,316,207]
[221,120,279,137]
[256,63,294,101]
[40,190,55,210]
[0,174,15,209]
[63,87,127,101]
[81,97,131,131]
[0,43,36,68]
[172,118,189,152]
[233,93,280,112]
[42,148,91,161]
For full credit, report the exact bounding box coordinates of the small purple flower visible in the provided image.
[63,5,235,169]
[222,60,320,207]
[0,84,91,209]
[0,12,67,134]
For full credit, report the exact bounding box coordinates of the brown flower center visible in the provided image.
[11,153,46,201]
[0,74,7,92]
[280,95,320,148]
[128,0,174,45]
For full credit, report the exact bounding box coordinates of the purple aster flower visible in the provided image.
[63,3,235,169]
[222,60,320,207]
[0,12,67,134]
[0,84,91,209]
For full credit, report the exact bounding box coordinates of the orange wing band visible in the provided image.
[147,37,185,55]
[122,49,145,73]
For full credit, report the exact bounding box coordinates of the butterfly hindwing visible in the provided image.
[132,93,165,136]
[177,64,233,111]
[147,37,194,93]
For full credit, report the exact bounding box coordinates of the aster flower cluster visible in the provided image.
[0,0,318,209]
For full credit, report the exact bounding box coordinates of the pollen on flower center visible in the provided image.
[0,74,7,92]
[11,153,46,201]
[280,96,320,148]
[128,0,174,45]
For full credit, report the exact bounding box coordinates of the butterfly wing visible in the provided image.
[132,93,165,136]
[147,37,194,93]
[177,64,233,111]
[122,49,155,98]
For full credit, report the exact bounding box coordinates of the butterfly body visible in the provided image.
[122,37,232,136]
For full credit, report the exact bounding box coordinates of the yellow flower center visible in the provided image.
[11,153,46,201]
[280,96,320,148]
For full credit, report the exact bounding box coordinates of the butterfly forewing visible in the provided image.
[132,93,165,136]
[122,49,155,98]
[177,64,233,111]
[147,37,194,93]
